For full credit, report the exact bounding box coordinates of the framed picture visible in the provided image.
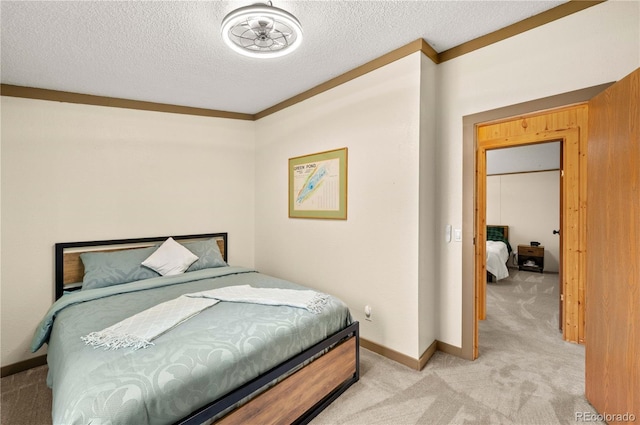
[289,147,348,219]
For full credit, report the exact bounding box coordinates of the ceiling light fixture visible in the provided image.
[221,1,303,59]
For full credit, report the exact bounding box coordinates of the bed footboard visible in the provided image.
[176,321,360,425]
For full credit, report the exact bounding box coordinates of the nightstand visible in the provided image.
[518,245,544,273]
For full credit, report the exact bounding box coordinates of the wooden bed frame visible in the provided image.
[486,225,510,282]
[54,232,359,425]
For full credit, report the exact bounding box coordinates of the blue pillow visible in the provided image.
[80,246,160,290]
[183,238,227,272]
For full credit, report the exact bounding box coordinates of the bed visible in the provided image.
[486,225,512,281]
[31,232,359,425]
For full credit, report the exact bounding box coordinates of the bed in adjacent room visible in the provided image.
[486,225,512,281]
[31,233,359,425]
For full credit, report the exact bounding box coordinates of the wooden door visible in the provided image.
[585,68,639,421]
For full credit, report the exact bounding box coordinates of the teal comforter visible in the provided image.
[31,267,353,425]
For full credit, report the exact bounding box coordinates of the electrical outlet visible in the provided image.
[364,305,372,321]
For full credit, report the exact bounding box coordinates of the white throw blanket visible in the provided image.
[82,285,329,350]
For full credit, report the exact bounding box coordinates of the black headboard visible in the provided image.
[54,232,227,299]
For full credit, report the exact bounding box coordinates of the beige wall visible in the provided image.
[418,53,438,353]
[1,97,256,366]
[437,0,640,347]
[487,171,560,272]
[2,52,440,365]
[254,53,436,360]
[2,0,639,369]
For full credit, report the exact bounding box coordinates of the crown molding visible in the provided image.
[0,84,255,121]
[255,1,604,118]
[438,0,605,62]
[254,38,428,120]
[1,0,603,121]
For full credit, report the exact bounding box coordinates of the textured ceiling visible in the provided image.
[1,1,567,115]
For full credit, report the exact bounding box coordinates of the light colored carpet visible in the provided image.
[1,270,602,425]
[312,270,603,425]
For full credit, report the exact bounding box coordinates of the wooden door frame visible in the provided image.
[459,84,610,361]
[473,104,588,359]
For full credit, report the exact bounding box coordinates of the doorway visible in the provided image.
[473,105,588,359]
[459,84,612,361]
[483,142,562,329]
[459,71,638,419]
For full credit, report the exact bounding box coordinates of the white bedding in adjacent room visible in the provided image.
[486,240,510,280]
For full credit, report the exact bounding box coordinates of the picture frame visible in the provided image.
[289,147,348,219]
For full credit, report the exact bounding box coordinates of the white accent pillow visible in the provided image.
[142,237,199,276]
